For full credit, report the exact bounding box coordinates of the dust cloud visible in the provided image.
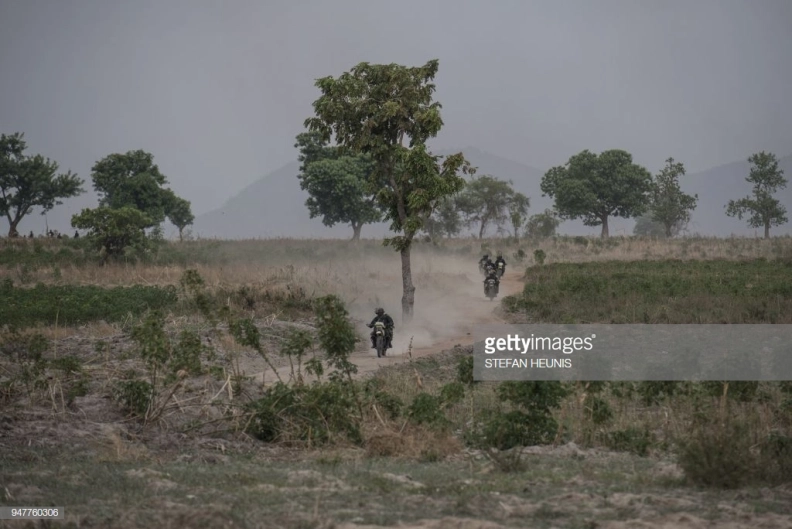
[340,250,519,356]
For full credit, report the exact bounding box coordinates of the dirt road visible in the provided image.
[259,268,524,384]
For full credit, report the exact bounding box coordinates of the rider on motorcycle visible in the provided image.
[494,254,507,275]
[479,254,493,273]
[483,269,500,296]
[367,308,394,350]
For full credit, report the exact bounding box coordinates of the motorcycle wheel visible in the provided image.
[376,335,385,358]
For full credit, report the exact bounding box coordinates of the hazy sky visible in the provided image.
[1,0,791,215]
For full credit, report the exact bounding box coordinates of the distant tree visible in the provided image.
[305,59,474,321]
[91,150,186,229]
[540,149,653,238]
[648,158,697,237]
[508,192,530,239]
[165,193,194,241]
[0,132,84,237]
[71,206,152,264]
[423,196,462,240]
[295,134,380,240]
[456,175,516,238]
[725,151,788,239]
[525,209,560,239]
[633,215,678,237]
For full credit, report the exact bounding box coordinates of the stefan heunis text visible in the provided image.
[484,334,596,355]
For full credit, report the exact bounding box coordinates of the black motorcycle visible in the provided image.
[484,277,499,300]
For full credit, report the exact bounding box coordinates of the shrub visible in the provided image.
[0,281,177,328]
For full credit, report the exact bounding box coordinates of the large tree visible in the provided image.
[725,151,788,239]
[649,157,697,237]
[0,132,84,237]
[295,133,380,240]
[91,150,190,229]
[456,175,518,238]
[540,149,652,238]
[305,59,474,321]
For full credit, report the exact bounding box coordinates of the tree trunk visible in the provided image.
[7,219,20,238]
[178,227,184,242]
[478,219,487,239]
[400,242,415,323]
[664,222,672,238]
[600,216,609,238]
[765,222,770,239]
[351,223,362,241]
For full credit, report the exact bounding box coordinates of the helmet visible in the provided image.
[497,253,502,258]
[483,254,489,259]
[375,308,384,315]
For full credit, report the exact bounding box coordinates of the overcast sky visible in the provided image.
[1,0,790,215]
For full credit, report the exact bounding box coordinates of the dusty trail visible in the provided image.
[258,268,524,384]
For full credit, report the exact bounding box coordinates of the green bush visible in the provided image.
[504,259,792,324]
[0,281,178,328]
[246,381,363,445]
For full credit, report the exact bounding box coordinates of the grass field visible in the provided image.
[1,235,791,528]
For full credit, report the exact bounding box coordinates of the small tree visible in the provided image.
[725,151,788,239]
[71,207,152,264]
[541,149,652,238]
[166,194,194,241]
[91,150,187,229]
[456,175,517,238]
[0,132,84,237]
[525,209,561,239]
[423,196,463,240]
[633,215,676,237]
[508,192,530,239]
[305,59,474,321]
[649,158,697,238]
[295,132,381,240]
[302,157,381,241]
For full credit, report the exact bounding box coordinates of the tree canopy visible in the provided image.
[91,150,192,233]
[423,196,463,240]
[71,206,153,263]
[525,209,560,239]
[0,132,84,237]
[540,149,652,238]
[304,59,474,320]
[456,175,520,238]
[166,193,195,241]
[725,151,788,239]
[295,132,380,240]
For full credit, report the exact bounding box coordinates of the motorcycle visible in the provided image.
[373,321,388,358]
[484,278,499,300]
[496,261,505,278]
[478,261,490,276]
